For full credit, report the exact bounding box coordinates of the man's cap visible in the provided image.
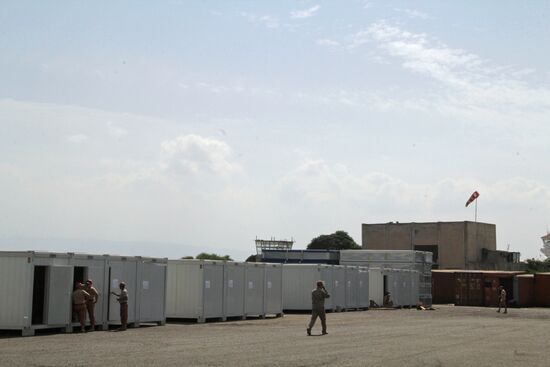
[86,279,93,284]
[119,282,126,286]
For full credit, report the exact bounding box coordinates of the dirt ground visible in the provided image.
[1,305,549,367]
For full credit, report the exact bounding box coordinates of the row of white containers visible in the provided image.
[340,250,431,306]
[0,251,167,336]
[282,264,420,311]
[166,260,283,322]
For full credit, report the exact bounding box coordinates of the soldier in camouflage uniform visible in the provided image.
[307,281,330,336]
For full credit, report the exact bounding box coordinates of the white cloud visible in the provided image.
[316,38,340,47]
[290,5,320,19]
[394,8,429,19]
[107,121,128,138]
[240,12,279,29]
[66,134,88,144]
[160,134,239,176]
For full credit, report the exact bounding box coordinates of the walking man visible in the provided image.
[497,285,507,314]
[84,279,99,331]
[111,282,129,331]
[307,281,330,336]
[72,283,91,333]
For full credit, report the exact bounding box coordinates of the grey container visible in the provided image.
[135,257,167,325]
[0,251,166,336]
[345,266,359,310]
[369,268,384,306]
[264,263,283,317]
[357,267,370,309]
[166,260,225,322]
[224,262,246,318]
[244,263,265,318]
[282,264,334,311]
[331,265,346,311]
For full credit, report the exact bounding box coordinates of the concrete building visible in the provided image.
[362,221,523,271]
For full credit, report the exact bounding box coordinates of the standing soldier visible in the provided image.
[72,283,91,333]
[497,285,507,314]
[111,282,129,331]
[84,279,99,331]
[307,281,330,336]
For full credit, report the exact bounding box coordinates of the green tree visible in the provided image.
[195,252,233,261]
[245,254,258,262]
[307,230,360,250]
[525,258,550,273]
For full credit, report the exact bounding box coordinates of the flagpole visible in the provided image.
[475,199,478,223]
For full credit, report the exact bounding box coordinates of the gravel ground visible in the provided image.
[1,305,549,367]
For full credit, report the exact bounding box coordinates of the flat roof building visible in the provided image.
[362,221,522,271]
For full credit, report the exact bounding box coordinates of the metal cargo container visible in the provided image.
[0,251,166,336]
[244,263,265,317]
[410,270,420,306]
[282,264,333,311]
[399,270,411,307]
[106,256,139,326]
[369,268,384,306]
[345,266,359,309]
[432,270,456,304]
[455,272,483,306]
[68,253,109,330]
[135,257,167,325]
[357,267,370,309]
[514,274,534,307]
[166,260,224,322]
[224,262,246,318]
[264,263,283,317]
[331,265,346,311]
[382,268,401,307]
[534,273,550,307]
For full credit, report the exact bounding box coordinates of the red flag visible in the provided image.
[465,191,480,207]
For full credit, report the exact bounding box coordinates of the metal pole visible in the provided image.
[474,199,478,223]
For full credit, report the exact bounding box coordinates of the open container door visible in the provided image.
[45,266,73,326]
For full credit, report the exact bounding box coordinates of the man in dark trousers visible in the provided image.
[111,282,129,331]
[307,281,330,336]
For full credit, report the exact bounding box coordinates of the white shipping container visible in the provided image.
[282,264,334,311]
[0,251,166,336]
[369,268,384,306]
[224,262,246,318]
[332,266,346,311]
[166,260,224,322]
[357,267,370,308]
[264,264,283,316]
[244,263,265,317]
[345,266,359,309]
[136,258,167,325]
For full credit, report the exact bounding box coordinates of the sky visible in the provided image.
[1,1,549,261]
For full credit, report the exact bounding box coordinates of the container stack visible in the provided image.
[339,250,430,306]
[0,251,167,336]
[166,260,283,322]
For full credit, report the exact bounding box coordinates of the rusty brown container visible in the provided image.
[534,273,550,306]
[515,274,534,307]
[432,270,456,304]
[455,272,483,306]
[481,271,522,307]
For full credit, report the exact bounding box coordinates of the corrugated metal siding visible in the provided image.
[534,273,550,307]
[432,271,456,304]
[455,272,483,306]
[0,256,32,328]
[516,275,534,307]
